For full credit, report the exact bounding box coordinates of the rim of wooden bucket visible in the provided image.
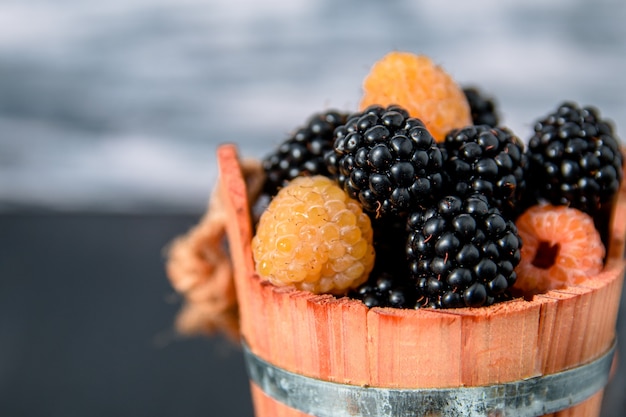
[217,144,626,417]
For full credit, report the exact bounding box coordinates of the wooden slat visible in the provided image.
[535,291,581,375]
[217,144,256,342]
[325,297,370,385]
[288,290,319,378]
[445,298,543,386]
[366,307,463,388]
[266,285,299,375]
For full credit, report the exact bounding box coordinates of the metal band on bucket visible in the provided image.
[243,340,616,417]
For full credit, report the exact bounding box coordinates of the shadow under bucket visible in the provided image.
[217,144,626,417]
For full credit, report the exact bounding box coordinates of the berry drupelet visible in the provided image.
[325,105,445,218]
[463,87,500,127]
[442,125,528,219]
[525,102,623,215]
[350,216,417,308]
[406,194,522,308]
[351,271,420,309]
[262,110,348,196]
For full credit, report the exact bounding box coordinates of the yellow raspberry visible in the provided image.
[359,52,472,142]
[252,176,375,295]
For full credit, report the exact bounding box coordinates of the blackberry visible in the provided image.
[406,194,521,309]
[442,125,527,219]
[463,87,500,127]
[351,271,419,309]
[262,110,348,196]
[525,102,623,215]
[325,105,445,218]
[350,216,416,308]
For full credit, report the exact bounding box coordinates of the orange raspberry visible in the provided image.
[359,52,472,142]
[514,204,605,294]
[252,175,375,295]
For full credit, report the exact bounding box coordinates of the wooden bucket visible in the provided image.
[217,144,626,417]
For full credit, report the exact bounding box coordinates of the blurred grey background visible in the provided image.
[1,0,625,416]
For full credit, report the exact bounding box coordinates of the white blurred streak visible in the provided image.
[0,0,624,212]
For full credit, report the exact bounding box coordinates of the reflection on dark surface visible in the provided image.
[0,214,253,417]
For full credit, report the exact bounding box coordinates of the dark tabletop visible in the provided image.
[0,213,624,416]
[0,213,253,417]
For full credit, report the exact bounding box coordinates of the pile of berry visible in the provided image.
[251,52,623,309]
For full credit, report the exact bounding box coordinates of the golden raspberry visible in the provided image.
[359,52,472,142]
[252,176,375,295]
